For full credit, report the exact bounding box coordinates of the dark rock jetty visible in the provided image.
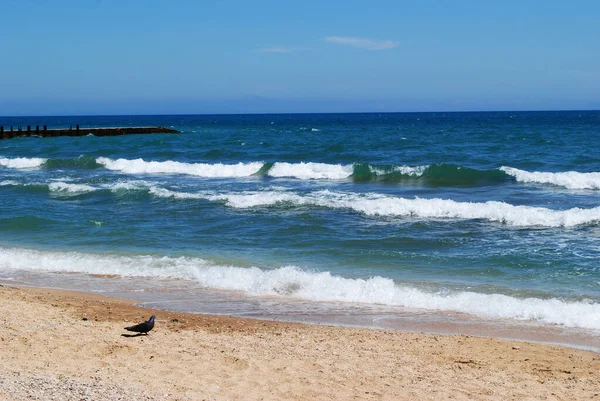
[0,125,179,139]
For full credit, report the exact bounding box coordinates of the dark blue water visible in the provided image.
[1,111,599,334]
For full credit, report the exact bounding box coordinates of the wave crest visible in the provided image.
[0,156,47,169]
[150,188,600,227]
[269,162,352,180]
[97,157,264,178]
[501,166,600,190]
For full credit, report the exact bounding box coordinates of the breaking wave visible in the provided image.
[95,158,515,186]
[97,157,264,178]
[1,247,598,330]
[48,182,97,194]
[0,179,157,197]
[0,156,47,169]
[4,155,600,190]
[268,162,352,180]
[151,188,600,227]
[501,166,600,190]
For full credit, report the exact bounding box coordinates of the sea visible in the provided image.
[1,111,599,350]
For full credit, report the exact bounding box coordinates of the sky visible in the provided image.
[1,0,599,115]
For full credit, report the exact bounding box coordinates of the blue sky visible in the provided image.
[1,0,599,115]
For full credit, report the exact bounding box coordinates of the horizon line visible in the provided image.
[1,108,599,119]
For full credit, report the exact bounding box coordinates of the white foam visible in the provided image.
[95,157,434,182]
[0,247,204,280]
[325,192,600,227]
[501,166,600,190]
[3,178,152,194]
[268,162,353,180]
[151,188,600,227]
[48,182,96,194]
[149,187,205,200]
[96,157,263,178]
[148,187,300,207]
[97,157,356,181]
[393,165,428,176]
[212,191,305,208]
[106,180,155,192]
[369,165,428,176]
[0,180,19,186]
[1,247,598,330]
[0,157,46,169]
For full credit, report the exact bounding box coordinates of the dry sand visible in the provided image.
[0,284,598,400]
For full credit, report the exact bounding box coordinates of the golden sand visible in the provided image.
[0,285,598,400]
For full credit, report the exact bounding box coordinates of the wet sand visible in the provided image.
[1,284,598,400]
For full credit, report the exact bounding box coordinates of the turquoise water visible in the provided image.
[1,111,599,337]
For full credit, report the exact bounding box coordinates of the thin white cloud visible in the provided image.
[255,46,293,54]
[324,36,399,50]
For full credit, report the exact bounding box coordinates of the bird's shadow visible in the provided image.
[121,333,148,338]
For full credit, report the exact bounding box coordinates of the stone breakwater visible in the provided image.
[0,125,179,139]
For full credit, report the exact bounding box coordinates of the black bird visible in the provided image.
[124,315,155,335]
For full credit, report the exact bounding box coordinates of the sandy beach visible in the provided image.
[0,285,598,400]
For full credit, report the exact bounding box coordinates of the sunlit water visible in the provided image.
[1,111,599,349]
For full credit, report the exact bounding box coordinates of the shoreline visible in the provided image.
[6,274,600,354]
[1,284,599,400]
